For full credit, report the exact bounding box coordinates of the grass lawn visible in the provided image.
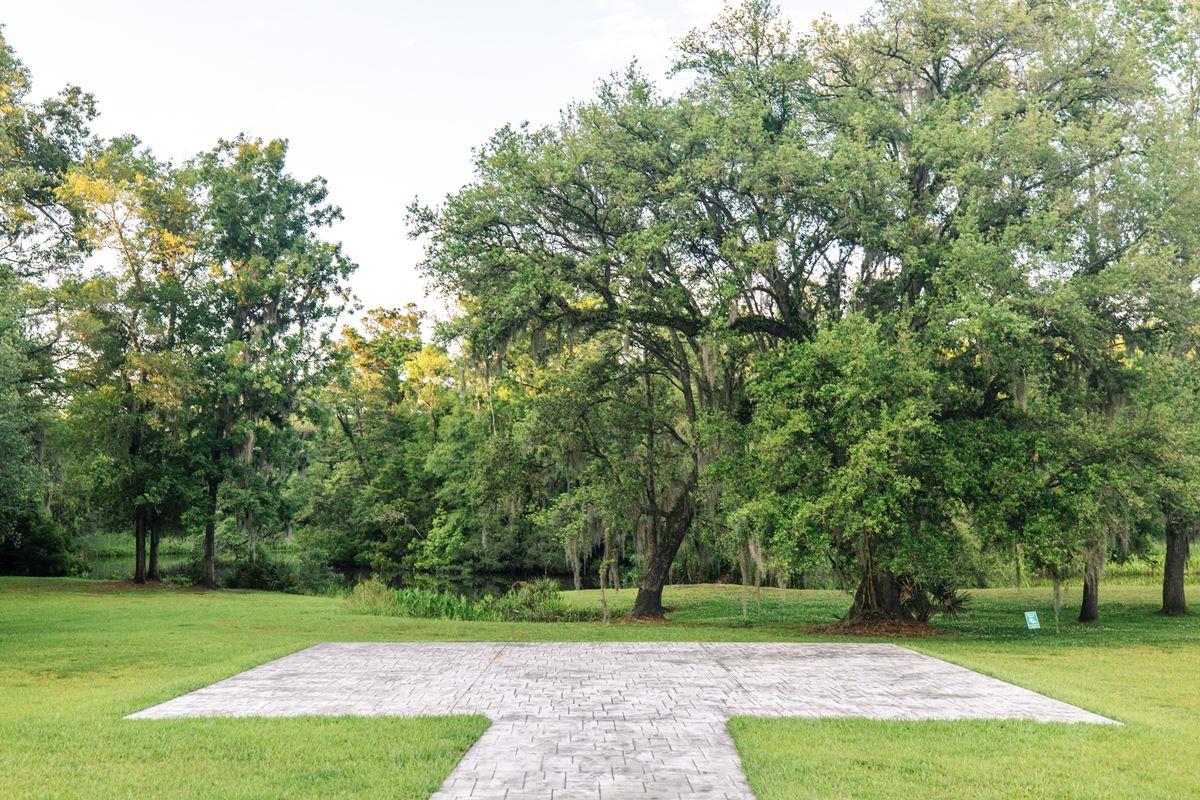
[1,578,1197,798]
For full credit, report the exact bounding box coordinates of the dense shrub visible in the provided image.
[0,510,83,576]
[395,586,480,619]
[487,578,575,621]
[225,554,297,591]
[291,552,343,595]
[344,576,396,615]
[167,547,342,594]
[345,576,597,622]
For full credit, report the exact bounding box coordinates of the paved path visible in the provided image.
[130,642,1114,799]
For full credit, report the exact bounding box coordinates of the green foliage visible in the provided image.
[901,581,972,624]
[487,577,586,622]
[0,508,81,576]
[0,29,94,575]
[729,316,967,589]
[393,587,482,621]
[224,553,302,593]
[346,576,597,622]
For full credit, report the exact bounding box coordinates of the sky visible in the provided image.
[3,0,872,321]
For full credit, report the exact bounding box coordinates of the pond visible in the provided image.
[81,550,597,598]
[81,547,295,582]
[86,554,191,580]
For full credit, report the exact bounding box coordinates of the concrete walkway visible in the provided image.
[130,642,1114,799]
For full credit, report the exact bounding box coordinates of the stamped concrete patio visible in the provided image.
[130,642,1114,799]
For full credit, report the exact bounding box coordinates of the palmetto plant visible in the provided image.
[898,580,972,624]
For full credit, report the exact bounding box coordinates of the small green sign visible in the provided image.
[1025,611,1041,630]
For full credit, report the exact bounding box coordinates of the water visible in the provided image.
[86,554,190,580]
[81,551,594,597]
[82,549,294,581]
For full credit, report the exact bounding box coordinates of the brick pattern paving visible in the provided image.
[129,642,1114,799]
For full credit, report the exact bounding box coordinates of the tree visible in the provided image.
[523,335,659,601]
[1121,0,1200,616]
[412,103,707,615]
[728,315,967,624]
[1140,353,1200,616]
[414,0,1175,620]
[0,28,93,573]
[191,136,355,584]
[57,138,201,582]
[413,2,829,617]
[294,307,444,579]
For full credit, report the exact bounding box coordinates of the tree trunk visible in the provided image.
[1079,563,1100,623]
[630,577,667,619]
[1079,541,1104,623]
[1162,516,1190,617]
[572,559,582,592]
[130,405,146,584]
[36,430,52,514]
[629,482,694,619]
[754,557,762,605]
[600,527,612,625]
[246,506,257,566]
[201,477,219,588]
[133,506,147,584]
[147,517,160,582]
[842,568,912,625]
[239,426,258,565]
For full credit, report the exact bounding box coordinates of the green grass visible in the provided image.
[723,584,1200,799]
[0,579,1197,798]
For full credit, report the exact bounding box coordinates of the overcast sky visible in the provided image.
[4,0,871,320]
